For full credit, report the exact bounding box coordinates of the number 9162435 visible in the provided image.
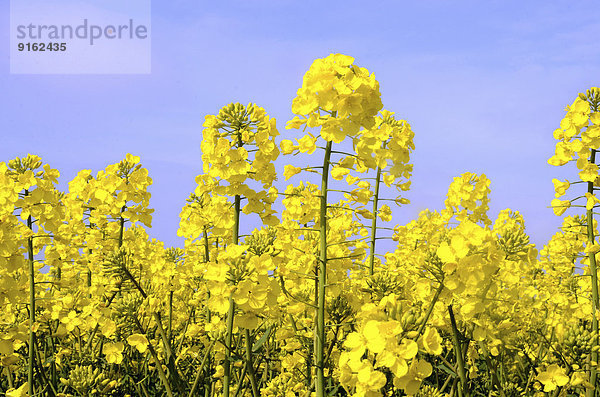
[18,42,66,51]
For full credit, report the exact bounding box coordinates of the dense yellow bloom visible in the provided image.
[551,198,571,216]
[552,178,570,198]
[420,327,443,355]
[288,53,383,144]
[103,342,124,364]
[548,141,574,166]
[197,102,280,231]
[6,382,28,397]
[585,192,600,210]
[536,364,569,392]
[296,134,317,154]
[393,359,433,395]
[3,59,599,397]
[330,165,350,180]
[283,165,302,180]
[444,172,491,226]
[127,334,149,353]
[280,139,297,154]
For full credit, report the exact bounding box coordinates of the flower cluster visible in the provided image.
[287,53,383,143]
[3,58,600,397]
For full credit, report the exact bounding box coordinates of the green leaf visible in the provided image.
[252,327,271,352]
[436,363,457,377]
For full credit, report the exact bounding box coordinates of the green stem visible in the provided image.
[588,150,600,397]
[244,329,259,397]
[223,194,241,397]
[168,291,173,343]
[416,282,444,338]
[448,305,469,397]
[188,339,217,397]
[233,195,241,244]
[450,377,460,397]
[316,139,333,397]
[232,364,248,397]
[139,383,151,397]
[369,166,382,275]
[83,207,125,357]
[27,205,36,397]
[203,227,213,397]
[153,312,183,392]
[82,292,117,355]
[118,206,125,246]
[118,258,180,389]
[203,227,211,263]
[34,334,57,397]
[133,315,174,397]
[4,367,14,389]
[478,342,505,397]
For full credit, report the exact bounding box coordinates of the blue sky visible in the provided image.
[2,0,600,254]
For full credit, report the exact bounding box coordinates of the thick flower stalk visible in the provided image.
[348,110,415,275]
[57,155,183,396]
[6,155,62,396]
[196,102,280,397]
[548,87,600,394]
[285,53,384,396]
[200,102,280,231]
[383,173,542,396]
